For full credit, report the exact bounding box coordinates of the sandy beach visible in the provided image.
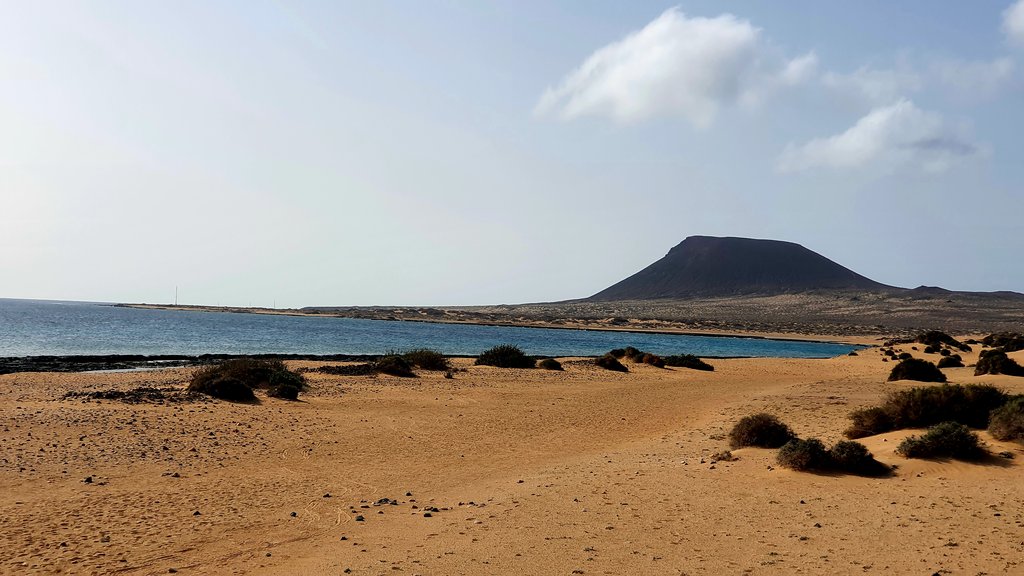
[2,343,1022,575]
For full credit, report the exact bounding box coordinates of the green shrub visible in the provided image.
[915,331,971,352]
[829,440,890,476]
[268,383,300,400]
[982,332,1024,353]
[187,374,256,402]
[641,353,666,368]
[888,358,946,382]
[844,407,894,439]
[884,384,1006,429]
[595,354,628,372]
[975,350,1024,376]
[375,355,416,377]
[623,347,644,362]
[936,355,963,369]
[189,358,306,401]
[776,438,830,471]
[538,358,563,371]
[476,345,535,369]
[845,384,1007,437]
[608,348,627,359]
[315,363,377,376]
[896,422,986,460]
[988,396,1024,442]
[897,352,913,360]
[728,413,796,449]
[664,354,715,371]
[402,349,450,371]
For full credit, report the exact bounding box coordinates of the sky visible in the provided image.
[2,1,1023,307]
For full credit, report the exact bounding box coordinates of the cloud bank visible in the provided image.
[777,100,977,173]
[534,8,811,127]
[1005,0,1024,45]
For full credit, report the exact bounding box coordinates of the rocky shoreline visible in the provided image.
[0,353,383,375]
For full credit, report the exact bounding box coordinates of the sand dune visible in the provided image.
[1,347,1022,575]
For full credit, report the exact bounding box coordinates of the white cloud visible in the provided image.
[1004,0,1024,45]
[778,99,977,173]
[535,8,811,127]
[822,66,922,104]
[933,57,1015,99]
[780,52,819,85]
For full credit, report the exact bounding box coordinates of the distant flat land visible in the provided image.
[123,289,1024,343]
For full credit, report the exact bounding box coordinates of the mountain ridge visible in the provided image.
[588,236,896,301]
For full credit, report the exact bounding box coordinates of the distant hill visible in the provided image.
[588,236,894,301]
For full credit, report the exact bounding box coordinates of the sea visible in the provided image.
[0,298,859,358]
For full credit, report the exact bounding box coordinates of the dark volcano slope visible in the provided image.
[589,236,894,301]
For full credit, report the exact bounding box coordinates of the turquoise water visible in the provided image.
[0,299,859,358]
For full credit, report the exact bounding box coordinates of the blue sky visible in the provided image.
[2,1,1022,306]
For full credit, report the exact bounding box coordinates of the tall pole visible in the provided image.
[175,286,178,306]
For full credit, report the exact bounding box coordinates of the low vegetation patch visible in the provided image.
[728,413,796,449]
[401,349,450,371]
[268,383,300,400]
[776,438,830,471]
[975,349,1024,377]
[775,438,890,476]
[538,358,563,371]
[640,353,666,368]
[845,384,1007,438]
[845,407,895,439]
[476,345,536,369]
[375,355,417,377]
[982,332,1024,353]
[664,354,714,371]
[916,331,972,352]
[936,355,964,369]
[595,354,628,372]
[896,422,986,460]
[189,358,306,402]
[829,440,891,476]
[315,363,377,376]
[988,396,1024,442]
[887,358,946,382]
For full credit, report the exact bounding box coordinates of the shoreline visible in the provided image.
[113,302,878,346]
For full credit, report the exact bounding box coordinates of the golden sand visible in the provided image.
[2,346,1022,575]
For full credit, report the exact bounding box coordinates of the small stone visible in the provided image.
[423,512,432,518]
[290,512,297,517]
[355,515,364,522]
[193,511,201,516]
[83,476,93,484]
